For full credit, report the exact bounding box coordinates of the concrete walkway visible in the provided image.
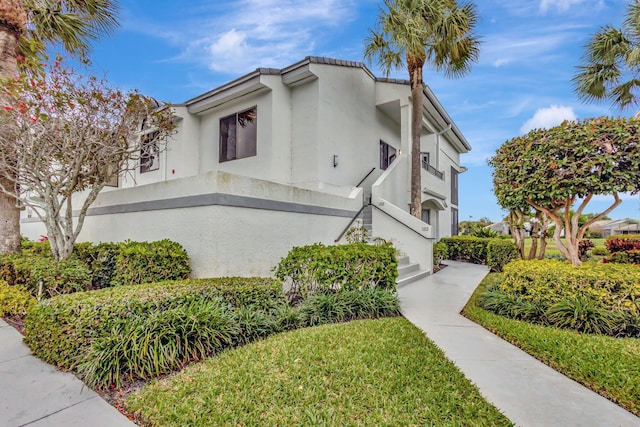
[398,260,640,427]
[0,319,136,427]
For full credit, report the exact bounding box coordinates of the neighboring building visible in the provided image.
[488,221,511,236]
[589,219,640,237]
[21,57,470,277]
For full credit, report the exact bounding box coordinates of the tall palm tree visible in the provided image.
[364,0,480,219]
[573,0,640,110]
[0,0,119,254]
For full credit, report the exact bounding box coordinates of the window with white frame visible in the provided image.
[219,107,257,162]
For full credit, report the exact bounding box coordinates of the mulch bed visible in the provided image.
[432,263,448,274]
[2,315,26,335]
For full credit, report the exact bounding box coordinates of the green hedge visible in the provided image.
[72,242,120,289]
[1,239,192,299]
[481,259,640,336]
[439,236,490,264]
[0,255,91,299]
[486,240,520,272]
[500,260,640,312]
[110,240,191,286]
[274,243,398,301]
[24,277,283,372]
[439,236,519,271]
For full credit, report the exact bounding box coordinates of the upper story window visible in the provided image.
[220,107,257,162]
[380,140,396,170]
[140,130,160,173]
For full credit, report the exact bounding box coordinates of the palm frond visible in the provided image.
[610,78,640,110]
[20,0,120,59]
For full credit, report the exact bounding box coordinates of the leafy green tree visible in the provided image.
[489,117,640,265]
[573,0,640,109]
[0,0,119,255]
[364,0,480,218]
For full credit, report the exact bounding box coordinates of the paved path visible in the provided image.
[398,260,640,427]
[0,319,136,427]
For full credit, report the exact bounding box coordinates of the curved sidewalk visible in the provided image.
[398,260,640,427]
[0,319,136,427]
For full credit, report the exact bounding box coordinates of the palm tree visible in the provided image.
[573,0,640,110]
[0,0,119,254]
[364,0,480,219]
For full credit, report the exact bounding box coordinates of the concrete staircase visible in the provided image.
[397,254,429,287]
[361,204,373,232]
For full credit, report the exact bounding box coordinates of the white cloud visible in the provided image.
[520,105,577,134]
[493,58,511,67]
[189,0,357,74]
[539,0,604,13]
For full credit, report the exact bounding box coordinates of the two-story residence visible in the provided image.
[21,57,470,279]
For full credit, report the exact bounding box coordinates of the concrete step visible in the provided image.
[397,267,430,287]
[398,261,419,276]
[397,255,410,265]
[396,253,429,287]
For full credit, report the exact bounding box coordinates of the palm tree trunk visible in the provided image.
[0,24,21,254]
[408,55,425,219]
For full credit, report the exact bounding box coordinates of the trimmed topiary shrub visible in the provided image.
[24,277,283,372]
[111,239,191,286]
[274,243,398,302]
[486,240,519,272]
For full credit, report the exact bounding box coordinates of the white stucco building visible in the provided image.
[22,57,471,278]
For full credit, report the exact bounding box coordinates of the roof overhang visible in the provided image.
[185,70,278,115]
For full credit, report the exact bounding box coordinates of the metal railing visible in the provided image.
[356,167,376,188]
[422,160,444,180]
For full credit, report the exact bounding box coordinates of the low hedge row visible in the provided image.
[606,234,640,265]
[24,277,282,372]
[274,243,398,301]
[1,239,191,298]
[480,259,640,337]
[438,236,519,272]
[500,260,640,312]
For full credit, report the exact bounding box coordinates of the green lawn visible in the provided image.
[523,237,606,257]
[463,274,640,416]
[127,317,512,427]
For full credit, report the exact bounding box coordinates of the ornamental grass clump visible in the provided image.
[80,298,238,388]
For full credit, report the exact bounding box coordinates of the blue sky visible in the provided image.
[87,0,639,222]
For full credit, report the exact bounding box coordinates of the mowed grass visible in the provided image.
[523,237,606,256]
[127,317,512,427]
[463,274,640,416]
